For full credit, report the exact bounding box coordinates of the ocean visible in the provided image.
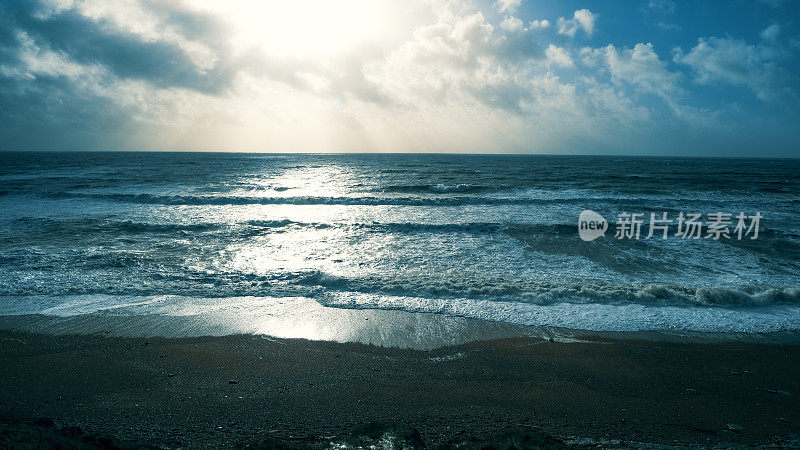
[1,152,799,343]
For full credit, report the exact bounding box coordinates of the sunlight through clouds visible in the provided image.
[193,0,385,57]
[0,0,798,154]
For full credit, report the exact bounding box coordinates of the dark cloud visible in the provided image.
[0,0,402,150]
[0,0,241,150]
[2,1,234,94]
[142,0,227,44]
[0,72,134,151]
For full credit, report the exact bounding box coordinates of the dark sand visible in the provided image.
[1,330,799,448]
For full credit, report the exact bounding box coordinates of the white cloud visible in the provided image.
[545,45,574,67]
[646,0,676,14]
[656,22,680,32]
[365,12,536,110]
[761,24,780,41]
[9,31,103,81]
[7,0,794,155]
[500,16,524,32]
[586,43,680,102]
[557,9,596,37]
[529,19,550,30]
[495,0,522,14]
[675,36,788,101]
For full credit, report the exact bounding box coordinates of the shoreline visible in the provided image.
[2,305,800,350]
[2,329,799,448]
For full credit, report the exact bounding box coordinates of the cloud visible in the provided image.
[545,45,574,67]
[557,9,596,37]
[608,44,679,95]
[0,0,797,155]
[0,0,349,150]
[674,36,790,101]
[646,0,676,14]
[584,43,680,100]
[529,19,550,30]
[495,0,522,14]
[760,24,780,42]
[2,1,234,93]
[656,22,681,32]
[500,16,523,32]
[357,9,689,153]
[365,12,547,113]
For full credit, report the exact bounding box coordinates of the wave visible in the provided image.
[0,217,596,243]
[103,220,219,233]
[245,221,572,234]
[245,219,333,229]
[3,251,799,308]
[3,187,793,211]
[7,217,798,263]
[0,267,318,298]
[4,263,799,308]
[317,292,800,334]
[9,217,221,234]
[236,221,616,241]
[3,295,800,337]
[8,190,746,207]
[55,192,548,206]
[298,270,800,308]
[377,184,504,194]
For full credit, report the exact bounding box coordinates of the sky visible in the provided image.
[0,0,799,156]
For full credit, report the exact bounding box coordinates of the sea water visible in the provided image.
[1,152,799,341]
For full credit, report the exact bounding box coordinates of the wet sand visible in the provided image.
[1,330,799,448]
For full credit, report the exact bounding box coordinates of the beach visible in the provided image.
[1,153,799,447]
[2,329,799,448]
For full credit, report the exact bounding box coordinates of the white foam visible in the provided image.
[0,295,530,349]
[2,293,800,337]
[322,291,800,333]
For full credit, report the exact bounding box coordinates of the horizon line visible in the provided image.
[1,149,799,160]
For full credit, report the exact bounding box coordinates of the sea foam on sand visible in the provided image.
[1,294,800,348]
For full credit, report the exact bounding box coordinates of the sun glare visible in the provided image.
[196,0,384,57]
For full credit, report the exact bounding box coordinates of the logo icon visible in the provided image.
[578,210,607,241]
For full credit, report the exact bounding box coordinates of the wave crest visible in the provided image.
[299,271,800,308]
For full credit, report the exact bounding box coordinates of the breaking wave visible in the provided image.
[299,270,800,308]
